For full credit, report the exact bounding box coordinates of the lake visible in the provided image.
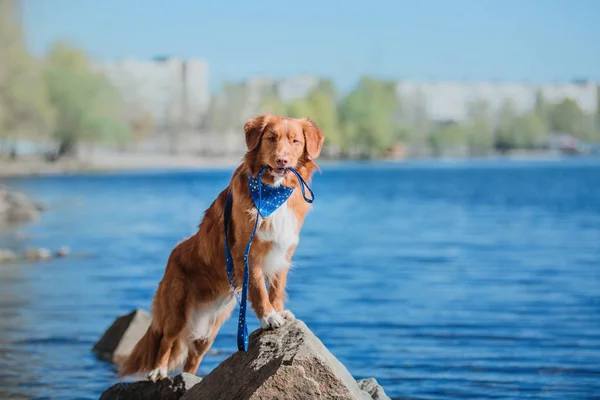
[1,159,599,400]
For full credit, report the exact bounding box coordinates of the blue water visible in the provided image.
[1,159,599,400]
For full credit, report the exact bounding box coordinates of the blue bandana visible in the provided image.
[248,174,295,218]
[223,166,315,352]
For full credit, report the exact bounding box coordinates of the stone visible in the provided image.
[93,309,152,365]
[0,249,17,263]
[55,246,70,257]
[357,378,391,400]
[100,373,202,400]
[0,185,44,225]
[181,318,373,400]
[24,247,52,260]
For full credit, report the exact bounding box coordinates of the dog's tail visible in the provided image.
[119,326,162,377]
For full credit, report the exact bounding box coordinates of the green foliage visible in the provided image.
[548,98,596,141]
[549,98,581,133]
[429,123,468,155]
[465,100,494,154]
[496,112,546,151]
[0,8,55,144]
[260,94,287,116]
[338,77,401,156]
[43,42,131,155]
[534,91,551,125]
[303,79,342,149]
[513,112,547,148]
[286,99,312,119]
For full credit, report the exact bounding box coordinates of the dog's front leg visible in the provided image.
[268,268,296,322]
[269,244,297,315]
[268,267,288,312]
[248,261,286,330]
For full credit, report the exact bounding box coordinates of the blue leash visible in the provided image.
[223,166,314,351]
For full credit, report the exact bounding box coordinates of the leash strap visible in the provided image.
[223,166,314,351]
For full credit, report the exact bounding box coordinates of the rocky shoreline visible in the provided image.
[96,310,391,400]
[0,246,71,263]
[0,185,74,263]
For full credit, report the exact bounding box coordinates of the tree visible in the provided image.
[338,77,400,157]
[465,99,494,154]
[0,4,55,153]
[260,94,287,116]
[549,98,581,133]
[303,79,342,151]
[494,98,547,152]
[43,42,131,156]
[494,100,519,151]
[286,99,312,119]
[513,112,547,149]
[428,122,468,156]
[534,90,551,126]
[398,90,429,156]
[549,98,594,141]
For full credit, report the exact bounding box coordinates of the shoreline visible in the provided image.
[1,152,594,179]
[0,155,242,179]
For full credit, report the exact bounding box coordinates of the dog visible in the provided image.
[120,114,324,381]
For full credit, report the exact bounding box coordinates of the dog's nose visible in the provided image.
[275,157,289,168]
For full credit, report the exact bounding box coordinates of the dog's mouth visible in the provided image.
[270,167,289,177]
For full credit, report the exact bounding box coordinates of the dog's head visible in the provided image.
[244,114,324,182]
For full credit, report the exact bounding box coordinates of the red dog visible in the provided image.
[120,114,324,380]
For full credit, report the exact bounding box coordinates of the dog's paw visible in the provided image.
[260,310,286,330]
[278,309,295,321]
[148,367,167,382]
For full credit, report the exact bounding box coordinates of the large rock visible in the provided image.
[93,309,152,365]
[0,185,44,225]
[181,319,377,400]
[0,249,17,263]
[100,373,202,400]
[357,378,391,400]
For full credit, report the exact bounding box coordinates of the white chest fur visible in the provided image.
[254,201,299,278]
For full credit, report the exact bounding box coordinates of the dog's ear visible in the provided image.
[244,115,269,151]
[302,118,325,159]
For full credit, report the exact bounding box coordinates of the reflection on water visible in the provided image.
[1,159,600,400]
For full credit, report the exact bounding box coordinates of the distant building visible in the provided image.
[183,60,210,128]
[396,81,598,123]
[275,76,319,103]
[96,57,210,131]
[243,77,277,118]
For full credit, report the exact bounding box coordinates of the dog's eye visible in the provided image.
[267,136,276,142]
[292,139,301,144]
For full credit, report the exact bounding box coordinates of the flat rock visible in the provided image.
[93,309,152,365]
[100,373,202,400]
[357,378,391,400]
[24,247,51,260]
[181,318,373,400]
[0,185,43,225]
[0,249,17,263]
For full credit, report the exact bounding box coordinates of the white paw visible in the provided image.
[278,309,295,321]
[260,310,286,330]
[148,367,167,382]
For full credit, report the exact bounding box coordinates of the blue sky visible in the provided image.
[22,0,600,92]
